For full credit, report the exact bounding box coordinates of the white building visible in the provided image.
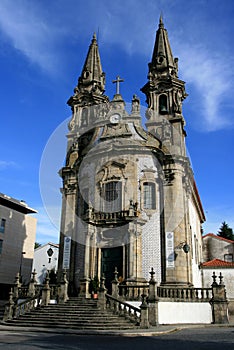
[32,243,59,284]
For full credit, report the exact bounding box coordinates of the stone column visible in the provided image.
[148,268,159,326]
[97,274,107,310]
[13,272,21,299]
[128,227,135,279]
[41,272,50,306]
[3,289,15,321]
[58,270,69,304]
[28,269,37,297]
[57,175,77,287]
[111,267,119,298]
[210,272,229,324]
[163,161,192,286]
[79,228,91,299]
[140,293,150,328]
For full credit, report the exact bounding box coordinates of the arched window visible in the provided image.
[159,94,168,114]
[103,181,122,212]
[143,182,156,209]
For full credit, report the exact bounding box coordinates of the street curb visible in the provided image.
[0,323,233,336]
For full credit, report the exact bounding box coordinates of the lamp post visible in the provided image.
[19,251,26,282]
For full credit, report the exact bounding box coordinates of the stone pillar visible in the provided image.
[13,272,21,299]
[97,274,107,310]
[111,267,119,298]
[57,176,77,286]
[41,272,50,306]
[28,269,37,297]
[148,268,159,326]
[140,293,150,328]
[79,228,91,299]
[84,230,91,278]
[3,289,15,321]
[210,272,229,324]
[163,161,192,286]
[128,228,134,278]
[58,270,69,304]
[79,278,91,299]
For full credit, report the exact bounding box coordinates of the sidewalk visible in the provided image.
[0,320,233,337]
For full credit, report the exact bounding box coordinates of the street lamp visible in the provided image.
[19,251,26,281]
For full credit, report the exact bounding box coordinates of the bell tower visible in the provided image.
[142,17,198,286]
[141,16,188,157]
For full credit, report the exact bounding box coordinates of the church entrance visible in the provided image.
[101,247,123,293]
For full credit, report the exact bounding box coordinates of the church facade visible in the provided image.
[57,17,205,296]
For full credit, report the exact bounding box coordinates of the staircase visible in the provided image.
[4,297,139,330]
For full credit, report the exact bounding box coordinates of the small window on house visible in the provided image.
[0,219,6,233]
[143,182,156,209]
[48,258,51,263]
[0,239,3,254]
[224,254,233,262]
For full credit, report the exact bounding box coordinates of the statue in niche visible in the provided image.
[173,89,182,113]
[81,107,88,126]
[146,108,153,120]
[67,142,78,168]
[171,57,178,77]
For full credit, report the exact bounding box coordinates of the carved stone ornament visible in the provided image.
[101,123,132,139]
[163,169,175,186]
[64,182,77,194]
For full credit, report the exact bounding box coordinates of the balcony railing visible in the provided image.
[82,207,139,225]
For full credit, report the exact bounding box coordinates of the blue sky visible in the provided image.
[0,0,234,244]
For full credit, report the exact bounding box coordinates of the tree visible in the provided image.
[217,222,234,241]
[34,242,42,249]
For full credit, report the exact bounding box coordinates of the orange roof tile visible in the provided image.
[202,258,234,268]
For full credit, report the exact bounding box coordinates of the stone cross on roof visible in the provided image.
[112,75,124,95]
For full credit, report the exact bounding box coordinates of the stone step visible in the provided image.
[6,321,135,330]
[4,297,138,330]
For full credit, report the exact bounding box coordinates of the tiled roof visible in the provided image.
[202,233,234,244]
[201,259,234,268]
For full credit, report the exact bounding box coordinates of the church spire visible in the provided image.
[67,33,109,113]
[149,16,178,78]
[77,32,106,94]
[141,16,188,156]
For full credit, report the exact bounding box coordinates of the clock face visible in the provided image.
[110,113,121,124]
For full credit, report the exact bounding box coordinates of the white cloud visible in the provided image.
[0,1,62,73]
[0,160,18,170]
[178,44,234,131]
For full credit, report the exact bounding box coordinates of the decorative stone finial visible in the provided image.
[149,267,156,282]
[219,272,224,286]
[114,267,118,282]
[212,271,218,286]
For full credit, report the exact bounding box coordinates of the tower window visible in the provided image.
[0,239,3,254]
[0,219,6,233]
[143,182,156,209]
[103,181,122,212]
[159,94,168,114]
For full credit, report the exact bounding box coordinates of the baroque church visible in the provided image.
[57,17,205,296]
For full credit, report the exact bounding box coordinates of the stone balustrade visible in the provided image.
[157,286,212,301]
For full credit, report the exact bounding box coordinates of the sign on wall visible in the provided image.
[166,232,175,268]
[63,236,71,269]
